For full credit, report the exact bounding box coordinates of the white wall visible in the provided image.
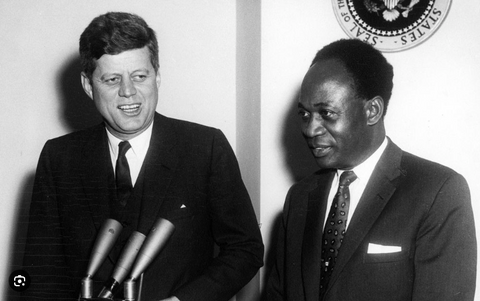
[1,0,480,300]
[259,1,480,298]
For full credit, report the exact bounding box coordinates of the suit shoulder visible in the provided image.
[163,116,225,145]
[401,151,460,180]
[166,116,218,133]
[290,173,318,190]
[44,124,104,148]
[288,169,331,196]
[399,151,470,199]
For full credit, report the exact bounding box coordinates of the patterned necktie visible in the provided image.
[116,141,133,206]
[320,170,357,296]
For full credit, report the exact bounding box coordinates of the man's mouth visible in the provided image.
[310,146,332,157]
[119,104,141,114]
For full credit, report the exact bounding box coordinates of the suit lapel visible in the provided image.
[327,139,406,291]
[302,170,335,301]
[137,113,179,234]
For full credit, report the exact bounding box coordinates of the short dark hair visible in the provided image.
[311,39,394,115]
[79,12,159,80]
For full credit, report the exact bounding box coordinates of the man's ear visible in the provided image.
[365,96,384,125]
[155,71,161,88]
[81,72,94,100]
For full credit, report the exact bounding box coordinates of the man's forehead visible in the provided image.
[93,48,154,74]
[299,97,334,104]
[306,59,350,81]
[301,76,352,101]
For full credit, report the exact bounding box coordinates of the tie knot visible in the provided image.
[118,141,131,157]
[339,170,357,187]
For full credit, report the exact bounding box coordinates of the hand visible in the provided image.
[159,297,180,301]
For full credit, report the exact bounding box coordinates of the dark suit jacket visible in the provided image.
[266,139,476,301]
[22,113,263,301]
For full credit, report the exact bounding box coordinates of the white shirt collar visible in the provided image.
[106,122,154,159]
[105,122,153,166]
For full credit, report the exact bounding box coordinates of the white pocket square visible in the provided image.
[367,243,402,254]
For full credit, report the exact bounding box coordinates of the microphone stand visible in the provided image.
[79,219,123,301]
[79,218,174,301]
[123,218,175,301]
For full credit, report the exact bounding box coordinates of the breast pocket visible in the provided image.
[160,197,208,224]
[363,249,409,263]
[166,205,196,222]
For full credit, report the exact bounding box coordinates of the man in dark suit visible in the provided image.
[22,12,263,301]
[266,39,476,301]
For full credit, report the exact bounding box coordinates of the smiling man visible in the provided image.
[22,12,263,301]
[82,46,161,140]
[266,39,476,301]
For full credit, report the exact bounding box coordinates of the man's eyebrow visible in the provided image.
[297,101,329,109]
[98,69,151,81]
[99,73,121,81]
[132,68,151,74]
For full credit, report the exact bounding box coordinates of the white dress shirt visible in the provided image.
[106,122,154,186]
[324,137,388,230]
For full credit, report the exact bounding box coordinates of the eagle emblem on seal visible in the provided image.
[364,0,420,22]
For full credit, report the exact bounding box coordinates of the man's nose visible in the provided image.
[119,78,137,98]
[303,117,326,138]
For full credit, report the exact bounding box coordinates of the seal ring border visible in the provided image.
[331,0,452,52]
[348,0,434,36]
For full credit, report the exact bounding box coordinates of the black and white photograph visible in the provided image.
[1,1,479,300]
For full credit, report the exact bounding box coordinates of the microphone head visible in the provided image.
[111,231,146,283]
[86,219,123,277]
[129,218,175,279]
[97,231,146,299]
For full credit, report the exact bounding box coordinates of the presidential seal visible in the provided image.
[332,0,452,52]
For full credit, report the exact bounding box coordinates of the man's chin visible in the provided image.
[314,157,334,170]
[107,123,149,139]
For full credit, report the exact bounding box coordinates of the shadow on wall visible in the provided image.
[5,54,102,300]
[281,88,318,183]
[260,212,282,301]
[5,172,35,301]
[260,87,318,300]
[57,54,103,132]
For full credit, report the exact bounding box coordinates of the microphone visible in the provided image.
[97,231,146,299]
[124,218,175,301]
[80,219,123,299]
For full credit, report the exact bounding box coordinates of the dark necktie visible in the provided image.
[116,141,133,206]
[320,170,357,296]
